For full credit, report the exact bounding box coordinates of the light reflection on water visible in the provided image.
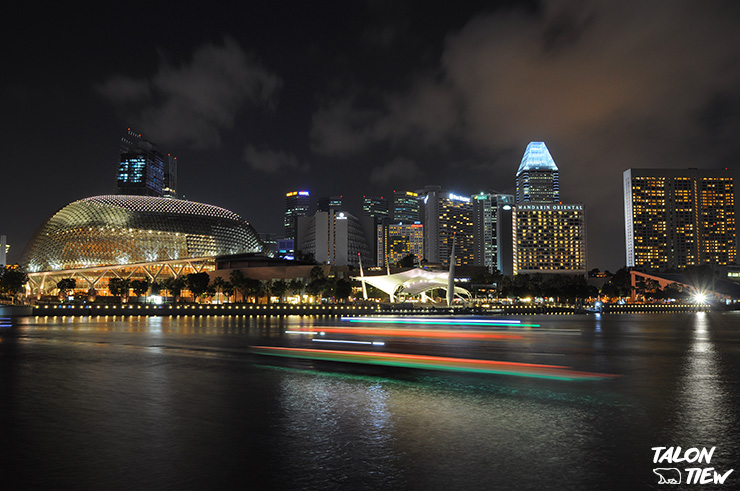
[2,312,740,490]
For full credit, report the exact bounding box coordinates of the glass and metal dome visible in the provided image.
[22,195,264,272]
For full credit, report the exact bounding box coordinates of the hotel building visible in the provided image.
[623,168,736,270]
[513,203,587,275]
[513,142,587,275]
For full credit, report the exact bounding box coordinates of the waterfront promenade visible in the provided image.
[17,301,715,317]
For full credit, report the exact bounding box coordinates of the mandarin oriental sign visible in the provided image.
[517,204,583,211]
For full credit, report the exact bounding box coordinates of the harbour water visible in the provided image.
[1,312,739,490]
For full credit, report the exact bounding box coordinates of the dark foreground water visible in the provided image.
[1,312,740,490]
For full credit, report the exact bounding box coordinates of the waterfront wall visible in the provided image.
[25,302,715,317]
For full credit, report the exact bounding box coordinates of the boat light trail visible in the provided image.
[340,317,540,328]
[288,326,523,340]
[312,339,386,346]
[249,346,618,381]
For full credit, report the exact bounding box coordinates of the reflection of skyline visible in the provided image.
[675,313,734,448]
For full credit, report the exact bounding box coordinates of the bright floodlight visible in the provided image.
[693,293,708,304]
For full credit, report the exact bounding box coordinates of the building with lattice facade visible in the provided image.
[21,195,264,297]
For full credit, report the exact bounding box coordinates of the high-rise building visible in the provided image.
[472,193,515,275]
[420,186,474,266]
[297,210,369,267]
[516,142,560,204]
[317,195,343,213]
[376,222,424,267]
[284,191,311,255]
[624,168,736,270]
[513,204,587,275]
[362,196,389,220]
[163,153,178,198]
[361,196,389,267]
[116,129,169,197]
[392,191,420,223]
[1,235,7,267]
[513,142,586,275]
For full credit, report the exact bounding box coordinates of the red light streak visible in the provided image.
[250,346,618,381]
[288,327,524,340]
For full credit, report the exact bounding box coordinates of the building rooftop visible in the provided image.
[516,142,558,175]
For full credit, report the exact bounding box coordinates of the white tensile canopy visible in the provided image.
[352,267,471,304]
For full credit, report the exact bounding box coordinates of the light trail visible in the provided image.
[249,346,618,381]
[312,339,385,346]
[340,317,540,328]
[287,326,524,340]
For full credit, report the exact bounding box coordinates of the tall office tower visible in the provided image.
[317,195,343,213]
[472,193,515,275]
[163,154,178,198]
[420,186,474,266]
[116,129,166,197]
[0,235,7,267]
[392,190,420,223]
[516,141,560,204]
[376,222,424,267]
[513,204,587,275]
[362,196,389,219]
[297,210,369,267]
[361,196,389,266]
[624,168,736,270]
[284,190,311,243]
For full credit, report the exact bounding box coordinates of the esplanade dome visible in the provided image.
[22,195,264,272]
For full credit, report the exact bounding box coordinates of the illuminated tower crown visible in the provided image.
[515,142,560,204]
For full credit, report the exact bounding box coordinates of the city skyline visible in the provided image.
[4,1,740,272]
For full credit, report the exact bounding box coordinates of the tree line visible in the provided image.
[49,266,354,304]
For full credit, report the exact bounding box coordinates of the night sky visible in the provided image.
[4,0,740,272]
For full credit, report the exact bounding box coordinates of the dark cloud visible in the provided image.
[243,145,307,174]
[5,1,740,271]
[305,0,740,269]
[369,157,425,185]
[97,37,282,149]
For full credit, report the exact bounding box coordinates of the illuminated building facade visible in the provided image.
[513,204,587,275]
[297,210,369,267]
[420,186,474,266]
[116,129,175,197]
[284,190,311,242]
[317,195,343,212]
[516,142,560,204]
[392,190,420,223]
[473,193,515,275]
[376,222,424,267]
[624,168,736,270]
[21,195,264,296]
[0,235,7,267]
[362,196,389,219]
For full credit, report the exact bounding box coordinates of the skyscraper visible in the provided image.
[624,168,736,270]
[472,192,515,275]
[284,190,311,242]
[376,222,424,267]
[392,190,420,223]
[116,129,169,197]
[513,203,587,275]
[317,195,343,213]
[513,142,586,275]
[163,153,178,198]
[516,142,560,204]
[297,210,369,266]
[362,196,389,220]
[420,186,474,266]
